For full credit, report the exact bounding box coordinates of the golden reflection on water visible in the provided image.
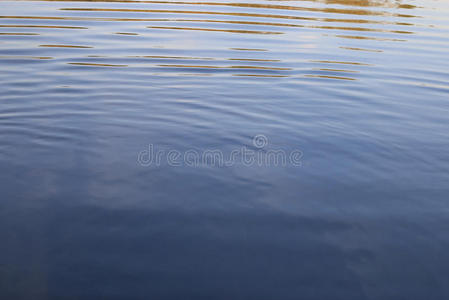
[335,34,407,41]
[233,74,289,78]
[0,56,53,59]
[30,0,418,17]
[313,68,359,73]
[0,32,40,35]
[230,48,268,51]
[114,32,139,35]
[228,58,280,62]
[68,62,128,67]
[0,25,88,29]
[148,25,283,34]
[39,44,93,48]
[339,46,382,52]
[0,14,415,26]
[59,7,416,23]
[310,60,372,66]
[157,65,292,71]
[0,0,439,81]
[128,55,214,60]
[304,74,356,80]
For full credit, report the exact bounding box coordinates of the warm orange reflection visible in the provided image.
[305,74,356,80]
[0,0,426,81]
[0,25,88,29]
[114,32,139,35]
[0,32,39,35]
[148,26,283,34]
[68,62,128,67]
[39,44,93,48]
[157,64,291,71]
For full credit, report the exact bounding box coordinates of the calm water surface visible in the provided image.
[1,0,449,299]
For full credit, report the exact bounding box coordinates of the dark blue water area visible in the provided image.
[1,76,449,299]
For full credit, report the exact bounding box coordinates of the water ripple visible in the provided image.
[1,1,449,297]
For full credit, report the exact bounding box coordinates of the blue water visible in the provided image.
[1,0,449,299]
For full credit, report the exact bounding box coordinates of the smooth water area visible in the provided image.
[1,0,449,299]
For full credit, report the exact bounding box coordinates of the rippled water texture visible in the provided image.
[1,0,449,299]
